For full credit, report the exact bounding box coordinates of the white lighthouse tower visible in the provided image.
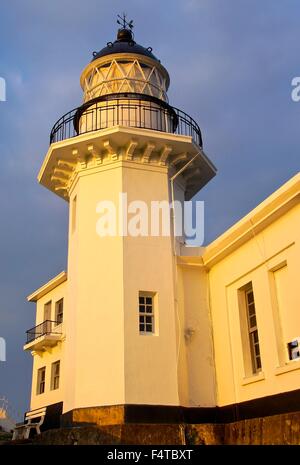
[24,17,217,432]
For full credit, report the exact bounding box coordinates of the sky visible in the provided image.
[0,0,299,417]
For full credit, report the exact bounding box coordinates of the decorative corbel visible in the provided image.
[125,139,138,160]
[141,143,155,163]
[159,145,172,165]
[103,140,118,161]
[72,148,87,168]
[87,144,102,165]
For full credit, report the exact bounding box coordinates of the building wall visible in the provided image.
[64,162,125,413]
[30,280,66,410]
[64,158,180,412]
[122,162,179,406]
[177,263,216,407]
[207,202,300,407]
[28,117,300,422]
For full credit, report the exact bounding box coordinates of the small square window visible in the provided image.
[138,293,155,334]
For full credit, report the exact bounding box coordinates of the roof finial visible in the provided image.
[117,13,134,31]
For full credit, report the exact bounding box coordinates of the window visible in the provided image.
[139,293,155,334]
[44,301,52,321]
[55,299,64,325]
[72,195,77,233]
[37,367,46,395]
[51,361,60,390]
[245,287,262,373]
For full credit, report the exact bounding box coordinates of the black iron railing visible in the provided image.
[50,93,203,147]
[26,320,61,344]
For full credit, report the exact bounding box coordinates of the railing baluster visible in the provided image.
[26,320,61,344]
[49,95,203,148]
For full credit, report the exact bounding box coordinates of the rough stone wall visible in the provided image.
[185,424,225,445]
[32,411,300,445]
[33,424,185,445]
[186,412,300,445]
[224,412,300,445]
[61,405,125,427]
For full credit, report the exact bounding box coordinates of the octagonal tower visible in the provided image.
[26,19,217,428]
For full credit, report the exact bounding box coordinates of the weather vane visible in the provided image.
[117,13,134,30]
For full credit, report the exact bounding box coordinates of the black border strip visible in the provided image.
[60,388,300,426]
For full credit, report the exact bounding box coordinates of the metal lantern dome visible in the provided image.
[50,17,203,152]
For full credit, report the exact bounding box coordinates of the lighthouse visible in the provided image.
[15,15,300,446]
[23,17,217,432]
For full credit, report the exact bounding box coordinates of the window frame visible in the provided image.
[55,298,64,326]
[72,195,77,233]
[51,361,60,391]
[245,287,262,374]
[139,293,155,335]
[37,367,46,395]
[43,301,52,322]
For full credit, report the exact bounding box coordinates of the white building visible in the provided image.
[23,21,300,442]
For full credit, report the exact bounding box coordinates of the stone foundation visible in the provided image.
[34,411,300,445]
[187,411,300,445]
[61,405,126,427]
[33,424,185,445]
[223,411,300,445]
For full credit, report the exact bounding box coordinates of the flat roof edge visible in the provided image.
[27,271,67,302]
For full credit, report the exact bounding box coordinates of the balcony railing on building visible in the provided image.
[24,320,62,352]
[50,93,203,147]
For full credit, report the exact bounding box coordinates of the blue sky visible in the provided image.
[0,0,299,417]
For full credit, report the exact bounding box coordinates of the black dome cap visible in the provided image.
[92,27,159,62]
